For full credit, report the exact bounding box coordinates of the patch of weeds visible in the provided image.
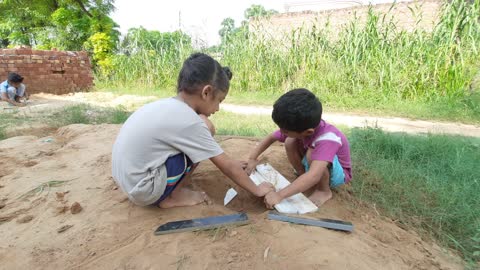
[462,92,480,119]
[58,105,92,125]
[0,126,6,140]
[110,106,131,124]
[350,127,480,261]
[18,180,73,199]
[196,226,229,241]
[52,104,131,126]
[211,111,277,137]
[248,225,258,235]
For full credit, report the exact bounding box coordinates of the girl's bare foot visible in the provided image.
[308,190,332,207]
[158,188,208,209]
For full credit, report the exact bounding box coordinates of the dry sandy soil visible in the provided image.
[0,124,463,270]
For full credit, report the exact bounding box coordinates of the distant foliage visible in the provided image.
[98,1,480,118]
[84,32,116,75]
[0,0,119,70]
[120,27,191,55]
[217,0,480,107]
[218,4,278,47]
[96,28,192,88]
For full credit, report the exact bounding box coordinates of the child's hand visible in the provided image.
[264,191,283,209]
[254,182,274,197]
[245,158,259,175]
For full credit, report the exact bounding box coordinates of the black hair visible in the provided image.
[8,72,24,83]
[272,88,322,132]
[177,53,232,94]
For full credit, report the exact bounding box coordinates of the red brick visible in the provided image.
[1,49,17,55]
[16,49,32,55]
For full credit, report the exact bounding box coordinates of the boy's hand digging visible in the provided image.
[264,191,283,209]
[255,182,275,197]
[245,159,259,175]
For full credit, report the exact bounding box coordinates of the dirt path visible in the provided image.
[221,104,480,137]
[3,92,479,137]
[0,125,463,269]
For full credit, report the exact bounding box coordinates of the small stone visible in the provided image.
[229,231,238,237]
[70,202,82,214]
[0,202,5,209]
[17,215,34,223]
[57,224,73,233]
[56,192,66,201]
[89,252,96,257]
[24,161,38,167]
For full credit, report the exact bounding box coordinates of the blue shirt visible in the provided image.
[1,80,14,100]
[0,80,25,100]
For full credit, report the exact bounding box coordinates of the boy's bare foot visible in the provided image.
[308,190,332,207]
[158,188,208,209]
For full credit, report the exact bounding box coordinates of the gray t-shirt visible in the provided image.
[111,98,223,206]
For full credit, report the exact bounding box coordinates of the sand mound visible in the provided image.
[0,125,462,269]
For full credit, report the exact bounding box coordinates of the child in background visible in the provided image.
[245,88,352,208]
[112,53,273,208]
[1,72,29,107]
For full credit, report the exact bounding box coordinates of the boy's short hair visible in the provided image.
[8,72,24,83]
[272,88,322,132]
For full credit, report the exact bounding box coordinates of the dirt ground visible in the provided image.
[0,124,463,269]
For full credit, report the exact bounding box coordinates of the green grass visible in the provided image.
[0,104,132,140]
[349,128,480,264]
[93,85,173,98]
[54,104,132,125]
[210,111,277,137]
[0,109,44,139]
[0,126,6,140]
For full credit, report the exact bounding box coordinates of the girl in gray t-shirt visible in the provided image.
[111,53,273,208]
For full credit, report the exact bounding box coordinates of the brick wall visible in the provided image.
[0,48,94,95]
[249,0,443,41]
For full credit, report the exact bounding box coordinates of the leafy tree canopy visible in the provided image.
[0,0,119,51]
[218,4,278,46]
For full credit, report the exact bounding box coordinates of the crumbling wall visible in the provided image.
[249,0,443,41]
[0,48,94,95]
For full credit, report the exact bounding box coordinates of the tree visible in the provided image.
[119,27,191,55]
[217,4,278,46]
[0,0,119,51]
[244,4,278,20]
[219,18,236,43]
